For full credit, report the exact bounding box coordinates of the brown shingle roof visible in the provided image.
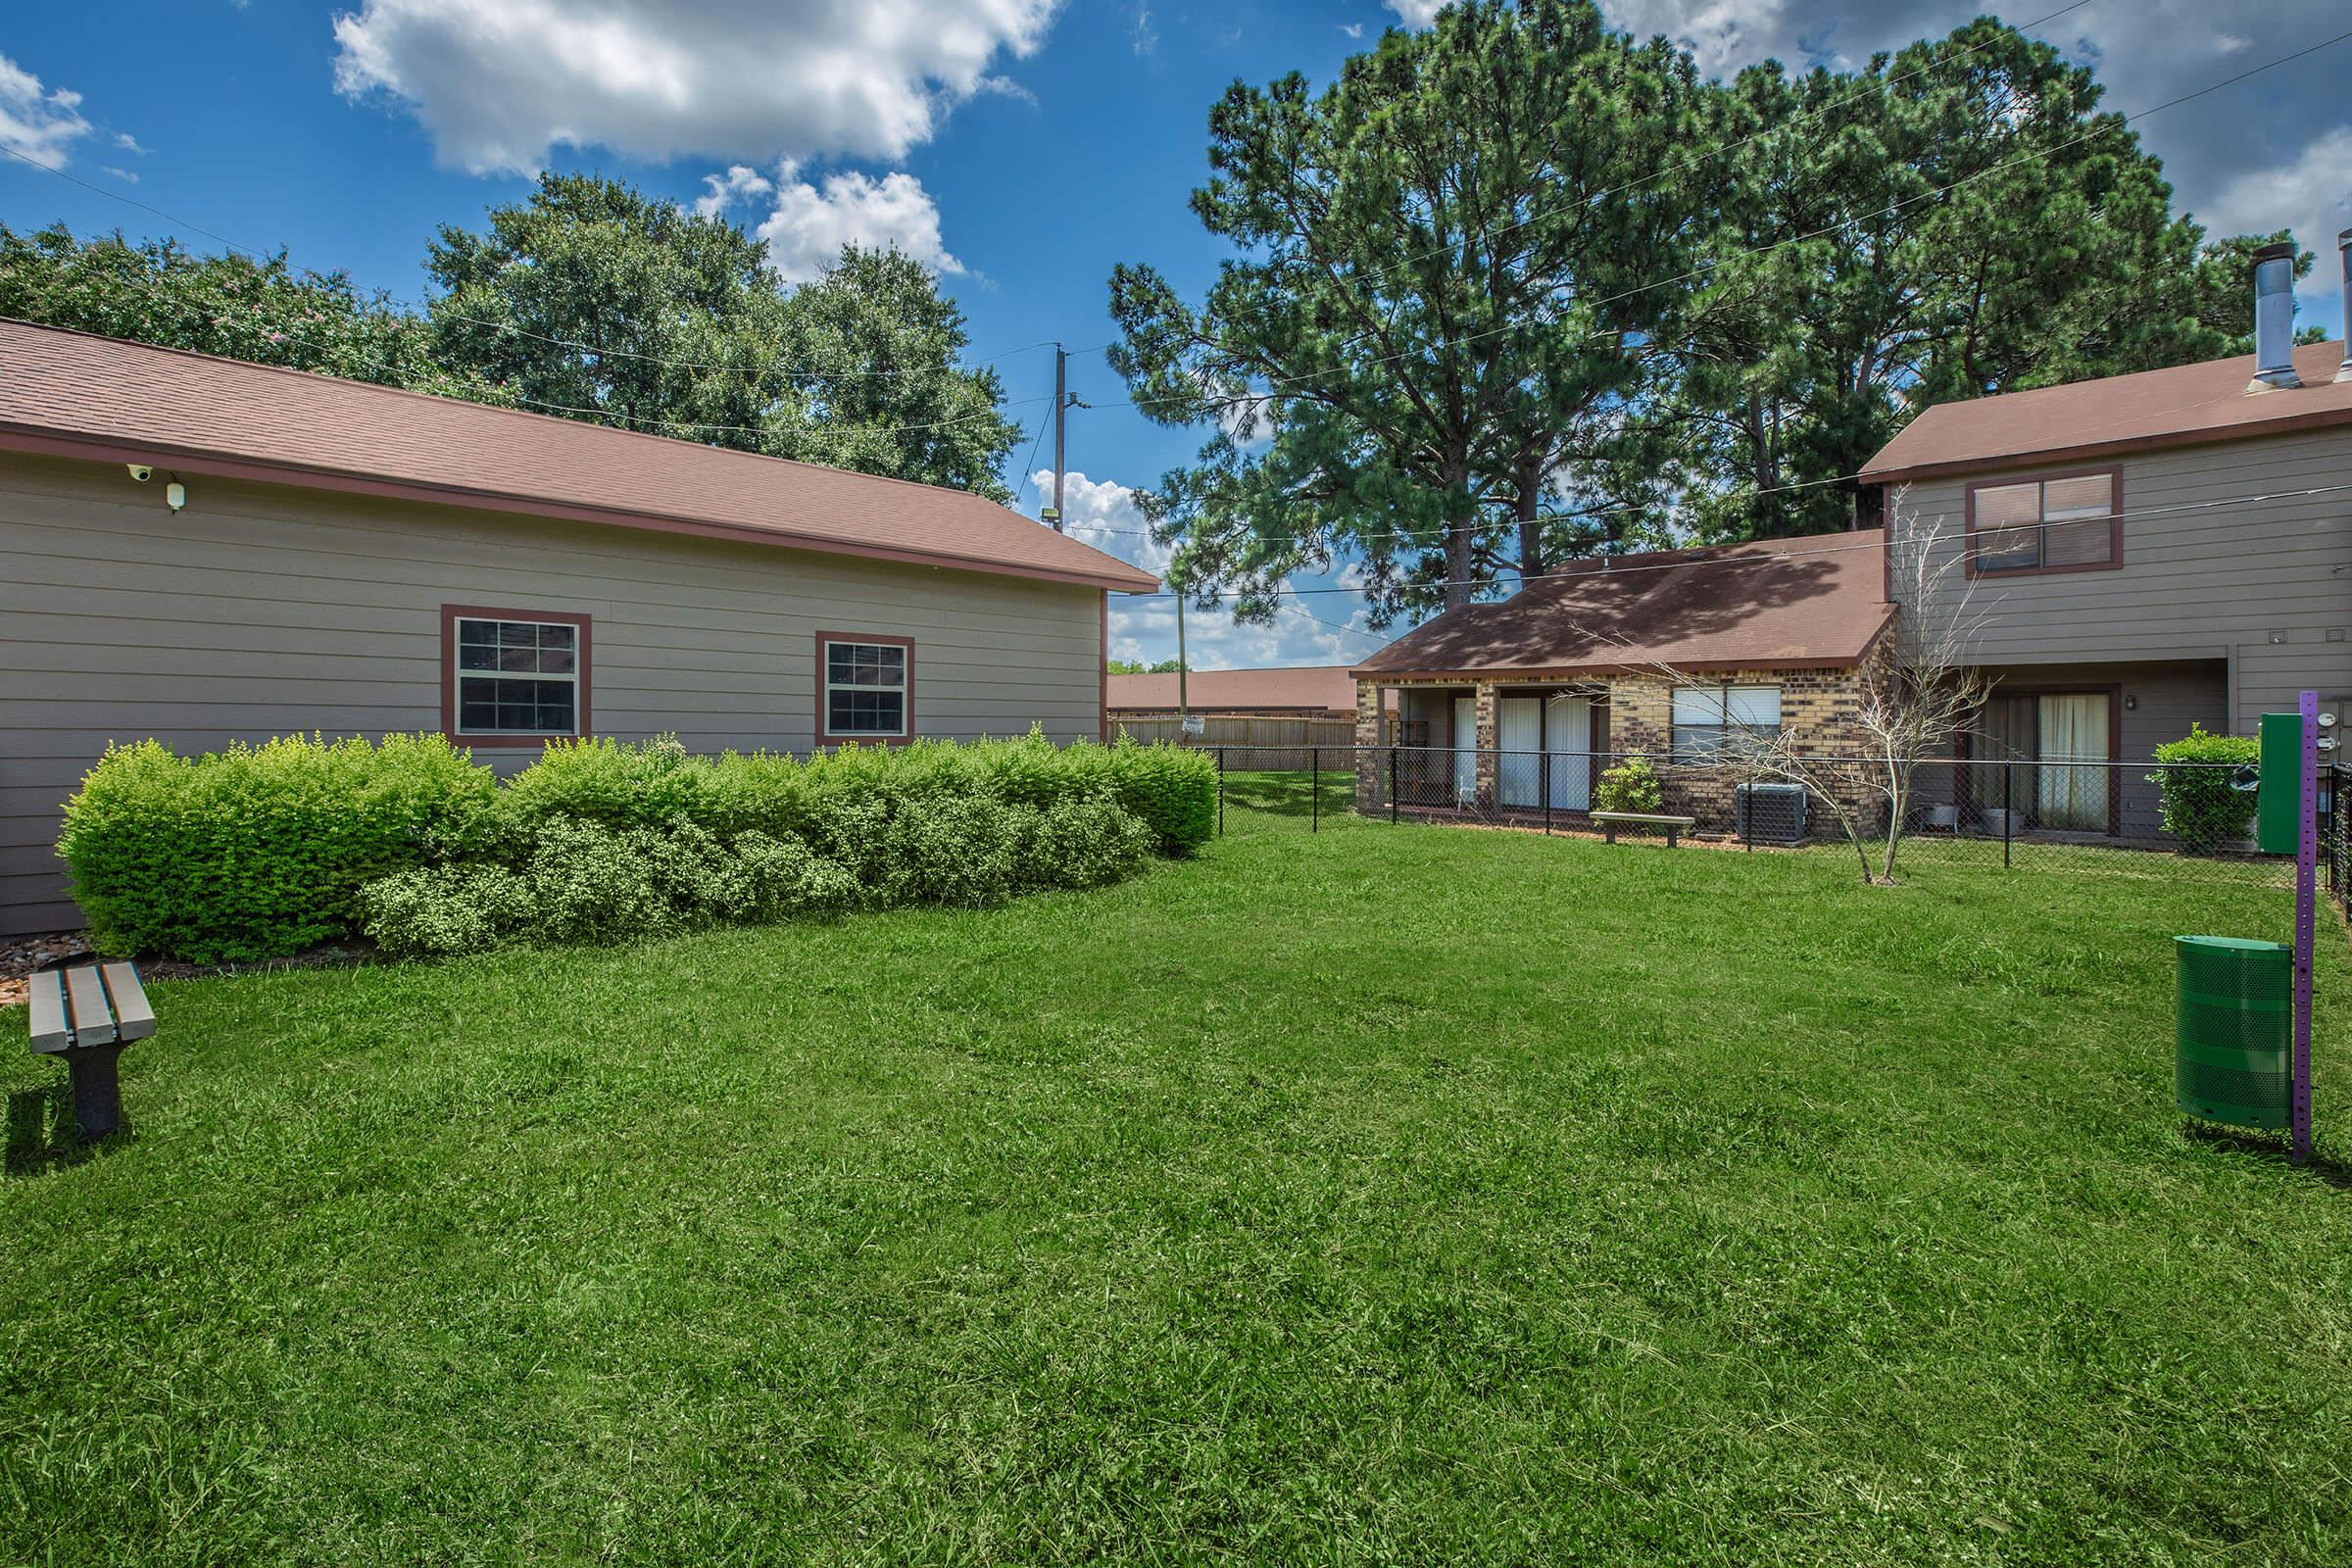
[1106,665,1392,714]
[1861,339,2352,484]
[1351,530,1891,680]
[0,318,1159,593]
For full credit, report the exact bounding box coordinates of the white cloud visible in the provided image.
[1035,468,1394,668]
[1383,0,1444,25]
[1340,23,1366,40]
[112,130,148,154]
[332,0,1059,175]
[0,53,91,171]
[2197,125,2352,311]
[696,159,963,285]
[100,165,137,183]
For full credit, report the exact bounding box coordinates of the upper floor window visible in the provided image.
[1969,471,2120,576]
[1672,684,1780,760]
[445,607,588,745]
[817,633,912,743]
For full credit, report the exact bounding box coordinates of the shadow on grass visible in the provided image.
[2180,1119,2352,1189]
[4,1081,121,1178]
[1217,769,1355,826]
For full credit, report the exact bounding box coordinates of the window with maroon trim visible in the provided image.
[1968,471,2119,575]
[817,634,912,742]
[445,607,589,743]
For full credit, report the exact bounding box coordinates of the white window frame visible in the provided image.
[818,635,912,742]
[451,614,584,739]
[1671,683,1782,760]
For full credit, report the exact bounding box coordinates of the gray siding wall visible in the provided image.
[0,452,1106,935]
[1890,425,2352,731]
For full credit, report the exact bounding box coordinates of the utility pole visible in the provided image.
[1176,591,1189,724]
[1050,344,1067,531]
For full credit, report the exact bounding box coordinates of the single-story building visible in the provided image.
[1107,663,1372,721]
[1348,530,1894,818]
[0,319,1157,935]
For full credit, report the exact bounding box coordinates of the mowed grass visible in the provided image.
[6,806,2352,1565]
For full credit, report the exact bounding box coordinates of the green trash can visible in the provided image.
[2175,935,2291,1130]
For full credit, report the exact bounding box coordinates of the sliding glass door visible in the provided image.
[1971,691,2111,833]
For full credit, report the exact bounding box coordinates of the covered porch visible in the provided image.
[1373,680,1612,816]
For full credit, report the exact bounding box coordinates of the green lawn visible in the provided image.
[6,813,2351,1564]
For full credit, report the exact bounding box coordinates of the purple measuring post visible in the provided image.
[2294,688,2318,1165]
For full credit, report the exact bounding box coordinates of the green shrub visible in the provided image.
[1098,740,1216,855]
[524,816,675,945]
[359,865,536,959]
[2149,725,2259,854]
[69,730,1201,961]
[1031,796,1157,889]
[722,831,857,923]
[1594,754,1664,815]
[59,733,497,962]
[873,795,1035,908]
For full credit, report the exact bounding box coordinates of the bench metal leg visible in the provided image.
[1603,823,1617,845]
[1667,827,1679,848]
[66,1045,124,1140]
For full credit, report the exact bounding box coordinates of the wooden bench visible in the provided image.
[1591,809,1698,848]
[27,960,153,1140]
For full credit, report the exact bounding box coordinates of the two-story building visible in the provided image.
[1860,235,2352,838]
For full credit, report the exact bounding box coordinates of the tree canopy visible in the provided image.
[0,176,1022,499]
[1111,4,2301,621]
[0,221,490,400]
[1110,0,1702,622]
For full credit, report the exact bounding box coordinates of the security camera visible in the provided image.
[125,464,153,482]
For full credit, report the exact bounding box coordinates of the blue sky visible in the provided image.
[3,0,2348,667]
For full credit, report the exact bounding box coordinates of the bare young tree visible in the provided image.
[1647,491,1990,884]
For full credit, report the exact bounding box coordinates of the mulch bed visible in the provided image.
[0,930,376,1008]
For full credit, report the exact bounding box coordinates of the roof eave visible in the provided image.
[1860,401,2352,487]
[0,423,1161,595]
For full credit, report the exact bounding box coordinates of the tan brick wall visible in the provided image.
[1356,644,1891,826]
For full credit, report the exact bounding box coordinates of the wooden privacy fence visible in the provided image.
[1111,714,1356,768]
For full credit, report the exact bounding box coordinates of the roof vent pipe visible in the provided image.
[2247,240,2303,393]
[2337,229,2351,382]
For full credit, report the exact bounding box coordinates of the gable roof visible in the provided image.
[1107,664,1391,713]
[1351,530,1892,680]
[1861,339,2352,485]
[0,318,1158,593]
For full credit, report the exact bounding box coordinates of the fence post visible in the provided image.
[1311,746,1320,833]
[1543,746,1552,835]
[1389,747,1398,826]
[2002,762,2013,868]
[1217,748,1225,838]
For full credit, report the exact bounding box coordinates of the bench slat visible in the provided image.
[64,963,118,1047]
[27,969,71,1054]
[101,962,156,1043]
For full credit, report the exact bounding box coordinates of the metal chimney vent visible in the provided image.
[2248,240,2303,393]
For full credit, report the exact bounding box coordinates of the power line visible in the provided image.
[1108,479,2352,603]
[1105,19,2352,428]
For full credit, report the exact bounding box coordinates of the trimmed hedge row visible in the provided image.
[59,731,1216,962]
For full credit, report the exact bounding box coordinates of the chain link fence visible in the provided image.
[1206,744,2298,886]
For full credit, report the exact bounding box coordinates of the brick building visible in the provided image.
[1347,531,1895,823]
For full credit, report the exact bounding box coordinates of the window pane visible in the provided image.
[1672,724,1724,760]
[2042,474,2113,518]
[827,641,906,689]
[457,674,575,734]
[1670,688,1722,725]
[1976,524,2041,572]
[1975,481,2040,527]
[828,688,905,734]
[2042,515,2113,567]
[1724,685,1781,728]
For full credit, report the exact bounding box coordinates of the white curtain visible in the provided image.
[2036,694,2109,831]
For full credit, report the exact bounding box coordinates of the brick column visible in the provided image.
[1353,679,1384,811]
[1474,680,1498,808]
